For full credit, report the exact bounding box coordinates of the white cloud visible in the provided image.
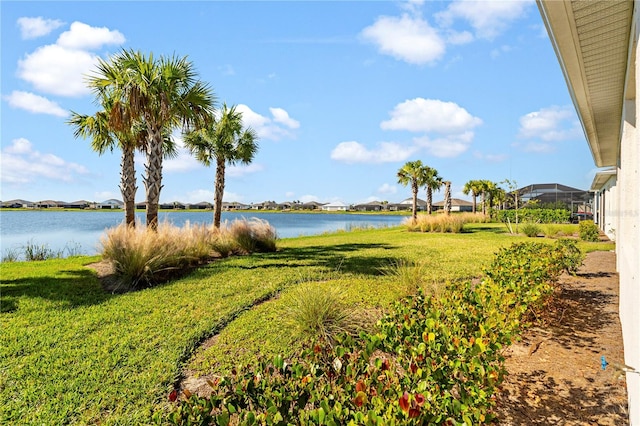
[17,44,99,97]
[16,21,125,97]
[377,183,397,194]
[227,163,264,177]
[17,17,65,39]
[237,104,299,141]
[518,105,582,141]
[0,138,89,184]
[56,21,125,50]
[361,14,445,65]
[270,107,300,129]
[381,98,482,134]
[4,90,68,117]
[436,0,532,40]
[413,132,474,158]
[331,141,417,164]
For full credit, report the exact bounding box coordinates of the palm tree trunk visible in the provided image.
[427,188,433,215]
[444,182,451,215]
[411,181,418,222]
[481,192,487,215]
[213,158,226,229]
[120,146,137,227]
[144,129,164,230]
[472,194,477,213]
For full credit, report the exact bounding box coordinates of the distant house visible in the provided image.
[1,199,34,208]
[186,201,212,210]
[433,198,473,212]
[251,201,278,210]
[300,201,324,211]
[36,200,64,208]
[353,201,385,212]
[222,201,249,211]
[99,199,124,209]
[388,198,426,212]
[277,202,293,210]
[62,200,92,209]
[321,201,348,212]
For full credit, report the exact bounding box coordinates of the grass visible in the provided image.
[0,223,615,424]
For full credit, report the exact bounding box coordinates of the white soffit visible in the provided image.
[538,0,633,168]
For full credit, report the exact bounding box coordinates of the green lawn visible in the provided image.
[0,224,614,424]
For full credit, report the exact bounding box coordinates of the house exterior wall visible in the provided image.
[619,25,640,421]
[594,176,618,240]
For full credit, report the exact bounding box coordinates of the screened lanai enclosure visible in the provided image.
[516,183,593,212]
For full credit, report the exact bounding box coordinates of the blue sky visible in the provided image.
[1,1,597,205]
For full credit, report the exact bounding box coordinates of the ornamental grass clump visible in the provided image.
[382,258,443,296]
[100,221,208,289]
[521,222,541,238]
[406,214,465,233]
[227,217,278,253]
[288,284,362,345]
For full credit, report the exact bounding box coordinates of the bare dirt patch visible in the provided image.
[495,250,628,424]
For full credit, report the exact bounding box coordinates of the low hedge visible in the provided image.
[495,209,570,224]
[156,239,583,425]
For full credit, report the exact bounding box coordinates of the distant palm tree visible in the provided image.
[397,160,425,222]
[443,181,452,215]
[479,180,496,215]
[463,179,483,213]
[68,95,143,227]
[184,104,259,228]
[423,167,443,215]
[87,49,215,229]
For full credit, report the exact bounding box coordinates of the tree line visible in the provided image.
[68,49,258,230]
[397,160,517,222]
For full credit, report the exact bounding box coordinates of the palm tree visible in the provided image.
[184,104,258,228]
[443,181,452,215]
[68,95,143,227]
[462,179,483,213]
[423,167,443,215]
[479,180,496,215]
[87,49,215,229]
[397,160,425,222]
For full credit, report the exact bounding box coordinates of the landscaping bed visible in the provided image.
[495,250,628,424]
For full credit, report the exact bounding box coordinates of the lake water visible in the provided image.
[0,210,406,258]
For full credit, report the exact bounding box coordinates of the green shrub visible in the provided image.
[496,209,570,224]
[23,240,62,261]
[521,222,541,238]
[382,258,442,296]
[579,220,600,242]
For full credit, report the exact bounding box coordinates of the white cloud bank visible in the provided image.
[331,97,482,163]
[17,20,125,97]
[0,138,89,184]
[515,105,583,153]
[330,141,418,164]
[4,91,68,117]
[17,16,65,39]
[236,104,300,141]
[360,14,445,65]
[361,1,531,65]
